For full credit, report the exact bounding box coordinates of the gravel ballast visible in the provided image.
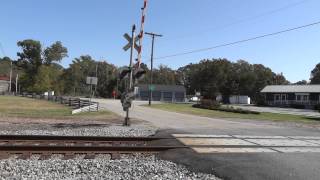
[0,123,221,180]
[0,154,220,180]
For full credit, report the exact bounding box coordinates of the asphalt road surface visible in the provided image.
[96,99,320,180]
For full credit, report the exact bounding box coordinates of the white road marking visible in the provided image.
[246,139,318,147]
[174,134,320,153]
[233,135,287,139]
[178,138,255,146]
[193,147,276,153]
[273,147,320,153]
[172,134,232,138]
[288,136,320,140]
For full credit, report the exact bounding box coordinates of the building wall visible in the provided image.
[310,93,319,101]
[0,80,9,94]
[138,90,186,102]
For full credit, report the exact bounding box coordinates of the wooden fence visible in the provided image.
[20,93,99,111]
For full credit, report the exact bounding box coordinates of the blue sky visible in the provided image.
[0,0,319,82]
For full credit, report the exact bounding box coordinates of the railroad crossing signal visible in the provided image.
[123,33,141,52]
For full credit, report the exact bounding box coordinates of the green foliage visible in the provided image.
[192,103,260,114]
[310,63,320,84]
[294,80,308,85]
[0,57,12,76]
[33,65,63,94]
[178,59,290,103]
[43,41,68,65]
[61,55,117,97]
[16,39,68,92]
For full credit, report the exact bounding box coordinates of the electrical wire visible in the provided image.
[154,20,320,60]
[162,0,311,41]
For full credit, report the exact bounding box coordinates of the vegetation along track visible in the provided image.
[0,135,185,160]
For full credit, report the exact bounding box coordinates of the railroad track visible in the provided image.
[0,135,185,160]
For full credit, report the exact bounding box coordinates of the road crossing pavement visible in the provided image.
[173,134,320,153]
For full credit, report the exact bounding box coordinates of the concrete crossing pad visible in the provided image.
[173,134,320,153]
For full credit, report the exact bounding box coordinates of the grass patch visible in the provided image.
[0,96,115,120]
[144,103,320,123]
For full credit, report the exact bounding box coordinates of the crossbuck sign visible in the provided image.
[123,33,141,52]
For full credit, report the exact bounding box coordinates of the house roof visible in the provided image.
[137,84,186,92]
[0,76,9,81]
[261,85,320,93]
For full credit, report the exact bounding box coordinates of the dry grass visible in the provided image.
[0,96,117,120]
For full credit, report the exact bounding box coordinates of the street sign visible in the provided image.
[123,33,141,52]
[86,77,98,85]
[149,85,155,91]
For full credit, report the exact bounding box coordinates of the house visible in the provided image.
[260,85,320,108]
[0,76,9,94]
[135,84,186,102]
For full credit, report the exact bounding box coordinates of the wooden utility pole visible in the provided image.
[9,61,12,93]
[145,32,162,106]
[15,74,18,94]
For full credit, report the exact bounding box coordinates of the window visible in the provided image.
[303,95,308,101]
[281,94,287,101]
[296,95,301,101]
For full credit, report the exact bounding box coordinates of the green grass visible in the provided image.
[144,103,320,123]
[0,96,115,119]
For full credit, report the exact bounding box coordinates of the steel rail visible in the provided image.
[0,135,168,141]
[0,145,186,153]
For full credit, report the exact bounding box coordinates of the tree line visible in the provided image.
[0,39,319,102]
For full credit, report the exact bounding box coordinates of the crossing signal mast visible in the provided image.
[136,0,148,68]
[120,0,148,126]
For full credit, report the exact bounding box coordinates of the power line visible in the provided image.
[155,20,320,60]
[162,0,310,41]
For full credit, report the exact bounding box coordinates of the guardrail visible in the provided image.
[20,93,99,112]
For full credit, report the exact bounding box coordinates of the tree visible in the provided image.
[273,73,289,85]
[310,63,320,84]
[61,55,117,97]
[43,41,68,65]
[294,80,308,85]
[0,57,13,75]
[33,65,64,94]
[16,39,68,91]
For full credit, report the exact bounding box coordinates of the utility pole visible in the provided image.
[124,24,136,126]
[145,32,162,106]
[93,62,99,98]
[15,74,18,95]
[9,61,12,94]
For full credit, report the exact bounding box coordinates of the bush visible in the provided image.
[314,104,320,112]
[199,99,220,109]
[193,103,260,115]
[290,104,305,109]
[214,107,260,114]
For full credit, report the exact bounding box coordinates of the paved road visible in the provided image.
[96,99,320,180]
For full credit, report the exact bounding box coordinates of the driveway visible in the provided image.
[95,99,320,180]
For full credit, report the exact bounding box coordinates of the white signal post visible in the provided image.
[137,0,148,67]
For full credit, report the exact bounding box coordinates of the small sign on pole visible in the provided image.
[86,77,98,85]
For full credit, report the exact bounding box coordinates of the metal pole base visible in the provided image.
[123,117,130,126]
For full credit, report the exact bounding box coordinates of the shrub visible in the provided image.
[290,104,305,109]
[193,103,260,115]
[199,99,220,109]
